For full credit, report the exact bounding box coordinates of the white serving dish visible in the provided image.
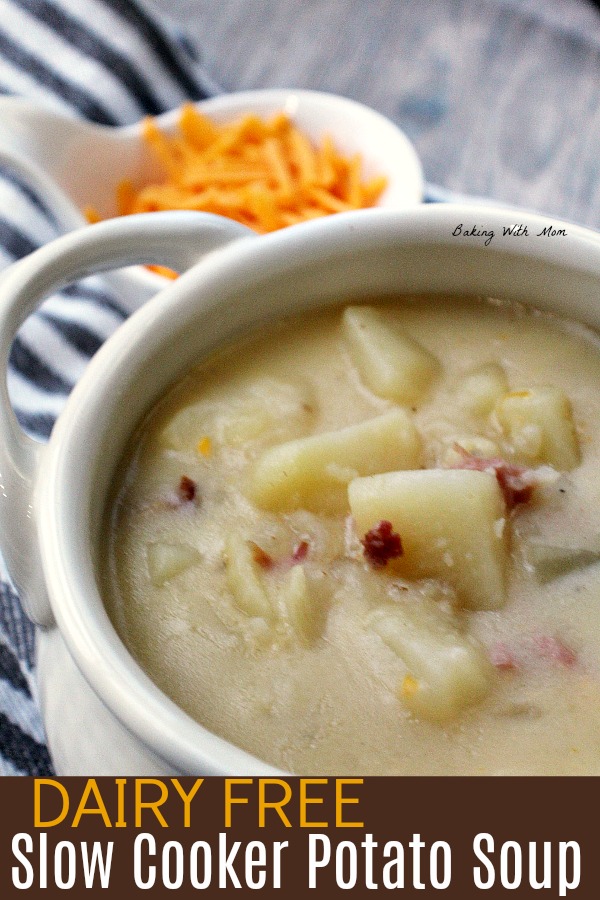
[1,205,600,774]
[0,89,424,310]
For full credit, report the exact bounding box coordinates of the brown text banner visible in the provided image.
[0,777,594,897]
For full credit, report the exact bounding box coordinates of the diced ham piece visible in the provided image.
[248,541,274,570]
[490,642,519,671]
[292,540,310,563]
[361,520,403,568]
[490,635,577,671]
[450,444,534,509]
[177,475,197,503]
[532,634,577,667]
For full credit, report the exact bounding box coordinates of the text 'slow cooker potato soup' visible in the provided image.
[103,297,600,774]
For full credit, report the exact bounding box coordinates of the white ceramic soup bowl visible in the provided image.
[3,205,600,775]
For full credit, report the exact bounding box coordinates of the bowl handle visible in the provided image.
[0,211,253,626]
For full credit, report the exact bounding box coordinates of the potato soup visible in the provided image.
[103,297,600,774]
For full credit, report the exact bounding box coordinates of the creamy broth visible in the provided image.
[104,297,600,774]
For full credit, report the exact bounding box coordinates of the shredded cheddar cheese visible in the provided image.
[147,264,178,280]
[197,436,212,457]
[84,206,101,224]
[86,105,387,242]
[401,674,419,698]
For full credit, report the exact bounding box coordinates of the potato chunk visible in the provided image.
[146,542,201,586]
[455,363,508,418]
[495,387,580,470]
[349,469,507,610]
[249,408,422,513]
[224,534,273,620]
[369,600,493,721]
[524,541,600,584]
[160,377,314,453]
[221,378,314,448]
[279,565,325,643]
[342,306,440,404]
